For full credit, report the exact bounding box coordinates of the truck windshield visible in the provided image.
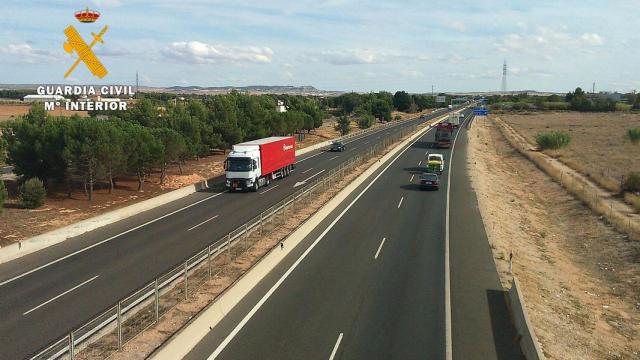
[226,158,252,172]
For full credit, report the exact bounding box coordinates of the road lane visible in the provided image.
[185,113,457,360]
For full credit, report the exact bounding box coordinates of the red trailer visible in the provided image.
[225,136,296,191]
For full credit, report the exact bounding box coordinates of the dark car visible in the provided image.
[329,141,345,152]
[419,173,440,190]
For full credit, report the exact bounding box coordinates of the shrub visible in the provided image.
[394,115,402,121]
[543,101,570,111]
[622,172,640,193]
[616,103,632,111]
[20,177,46,209]
[535,131,571,150]
[0,180,6,212]
[628,128,640,144]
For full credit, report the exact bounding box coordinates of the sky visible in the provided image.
[0,0,638,93]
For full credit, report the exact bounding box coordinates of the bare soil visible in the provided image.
[467,116,640,359]
[501,112,640,193]
[0,104,88,121]
[0,111,429,247]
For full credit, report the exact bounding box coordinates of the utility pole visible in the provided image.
[501,60,508,94]
[135,70,139,98]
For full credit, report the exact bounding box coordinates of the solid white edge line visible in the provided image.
[0,191,228,287]
[374,237,386,260]
[397,196,404,209]
[329,333,344,360]
[187,215,220,232]
[258,184,280,195]
[23,275,100,315]
[445,111,470,360]
[206,119,435,360]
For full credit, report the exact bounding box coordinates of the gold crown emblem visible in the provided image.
[75,7,100,23]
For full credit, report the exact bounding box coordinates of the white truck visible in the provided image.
[224,136,296,192]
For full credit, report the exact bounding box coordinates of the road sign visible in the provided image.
[473,108,488,116]
[435,95,446,103]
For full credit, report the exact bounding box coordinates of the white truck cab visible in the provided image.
[225,146,264,191]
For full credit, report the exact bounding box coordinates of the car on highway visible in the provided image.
[419,173,440,190]
[329,141,346,152]
[425,153,444,174]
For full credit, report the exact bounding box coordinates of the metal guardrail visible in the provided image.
[29,117,432,360]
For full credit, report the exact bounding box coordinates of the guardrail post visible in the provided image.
[117,301,122,350]
[69,332,75,360]
[184,261,188,299]
[207,245,212,280]
[154,278,159,323]
[259,213,263,235]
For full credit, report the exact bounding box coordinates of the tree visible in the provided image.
[0,130,7,165]
[64,118,105,200]
[98,120,127,193]
[0,179,7,213]
[124,124,163,191]
[371,99,392,121]
[393,91,413,112]
[357,113,375,129]
[20,177,46,209]
[335,115,350,136]
[152,128,186,184]
[340,93,362,114]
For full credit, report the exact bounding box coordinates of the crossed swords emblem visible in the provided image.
[63,25,109,79]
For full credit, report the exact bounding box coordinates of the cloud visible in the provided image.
[306,49,379,65]
[581,33,604,45]
[90,0,122,7]
[0,43,57,63]
[162,41,273,64]
[446,21,467,32]
[494,27,605,59]
[94,45,131,57]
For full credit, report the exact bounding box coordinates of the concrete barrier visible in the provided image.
[150,114,449,359]
[507,277,546,360]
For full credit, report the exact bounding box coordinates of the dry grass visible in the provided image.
[502,112,640,194]
[494,117,640,241]
[468,117,640,359]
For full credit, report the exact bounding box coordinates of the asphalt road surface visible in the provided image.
[183,111,520,360]
[0,109,449,359]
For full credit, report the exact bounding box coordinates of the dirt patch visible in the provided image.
[0,103,88,121]
[501,112,640,193]
[467,116,640,359]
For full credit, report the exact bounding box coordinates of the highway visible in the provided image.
[183,111,521,359]
[0,109,448,359]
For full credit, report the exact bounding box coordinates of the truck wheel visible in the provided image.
[252,180,259,192]
[266,177,271,186]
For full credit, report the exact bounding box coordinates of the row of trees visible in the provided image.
[488,88,640,112]
[1,92,326,200]
[325,91,449,130]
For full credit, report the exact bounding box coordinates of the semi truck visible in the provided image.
[225,136,296,192]
[434,122,454,148]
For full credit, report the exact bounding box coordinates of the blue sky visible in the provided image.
[0,0,638,93]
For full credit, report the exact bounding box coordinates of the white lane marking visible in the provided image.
[328,156,339,161]
[445,113,468,360]
[397,196,404,209]
[0,191,228,287]
[374,237,386,260]
[425,151,429,156]
[297,151,323,163]
[349,146,357,151]
[410,174,415,182]
[187,215,220,232]
[206,122,434,360]
[258,184,280,195]
[293,169,327,188]
[301,168,314,174]
[418,160,422,166]
[23,275,99,315]
[363,141,369,144]
[329,333,344,360]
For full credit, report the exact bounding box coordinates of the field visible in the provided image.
[0,103,88,121]
[468,117,640,359]
[501,112,640,193]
